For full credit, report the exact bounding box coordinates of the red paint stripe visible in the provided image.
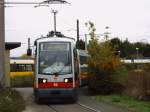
[38,82,73,88]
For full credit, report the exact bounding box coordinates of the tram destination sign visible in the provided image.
[40,42,69,51]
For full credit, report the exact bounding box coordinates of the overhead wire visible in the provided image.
[0,0,71,5]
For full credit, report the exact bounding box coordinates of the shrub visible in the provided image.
[86,22,122,94]
[0,89,25,112]
[124,70,150,100]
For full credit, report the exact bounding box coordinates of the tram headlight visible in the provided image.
[42,79,47,83]
[64,78,69,83]
[64,78,73,83]
[38,78,47,83]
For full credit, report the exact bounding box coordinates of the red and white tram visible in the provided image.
[33,33,79,102]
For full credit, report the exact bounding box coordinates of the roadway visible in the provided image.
[15,87,129,112]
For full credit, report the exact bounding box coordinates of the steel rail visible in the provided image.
[77,102,102,112]
[48,105,59,112]
[48,103,102,112]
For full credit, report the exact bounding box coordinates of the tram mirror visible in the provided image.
[27,48,32,56]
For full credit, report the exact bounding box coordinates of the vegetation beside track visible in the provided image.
[86,22,122,94]
[0,88,25,112]
[94,94,150,112]
[85,22,150,112]
[11,75,34,87]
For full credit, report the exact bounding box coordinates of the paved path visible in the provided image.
[15,87,129,112]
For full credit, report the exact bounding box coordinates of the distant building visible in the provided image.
[5,42,21,87]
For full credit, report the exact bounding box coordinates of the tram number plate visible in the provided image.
[53,83,58,87]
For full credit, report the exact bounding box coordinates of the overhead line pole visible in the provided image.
[85,34,87,51]
[77,19,79,41]
[52,10,58,33]
[28,38,30,49]
[0,0,5,89]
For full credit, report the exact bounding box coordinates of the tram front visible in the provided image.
[34,38,78,102]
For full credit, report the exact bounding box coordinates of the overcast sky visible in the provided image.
[5,0,150,57]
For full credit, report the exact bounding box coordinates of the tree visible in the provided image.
[143,44,150,57]
[76,39,85,50]
[87,22,121,94]
[110,37,122,56]
[110,37,121,47]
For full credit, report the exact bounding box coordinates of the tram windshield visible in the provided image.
[38,42,72,75]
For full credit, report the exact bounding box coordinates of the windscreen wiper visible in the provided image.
[52,72,65,75]
[43,73,52,75]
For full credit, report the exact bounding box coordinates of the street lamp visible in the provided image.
[104,26,111,40]
[136,47,140,69]
[136,47,139,59]
[117,50,121,57]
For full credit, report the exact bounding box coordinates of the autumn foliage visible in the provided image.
[86,22,121,94]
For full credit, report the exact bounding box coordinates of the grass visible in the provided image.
[94,94,150,112]
[0,88,25,112]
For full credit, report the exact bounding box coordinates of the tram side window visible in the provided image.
[10,64,19,72]
[10,64,33,72]
[26,64,33,71]
[80,56,88,65]
[19,64,26,71]
[10,64,16,72]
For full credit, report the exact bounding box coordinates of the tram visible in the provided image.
[33,32,79,102]
[77,50,89,86]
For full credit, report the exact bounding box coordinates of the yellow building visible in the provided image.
[5,42,21,87]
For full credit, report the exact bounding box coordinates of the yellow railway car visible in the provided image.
[10,57,34,77]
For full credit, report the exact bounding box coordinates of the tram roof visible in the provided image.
[10,58,34,64]
[10,57,34,60]
[36,36,75,43]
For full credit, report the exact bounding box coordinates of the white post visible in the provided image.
[0,0,5,88]
[136,47,139,59]
[85,34,87,51]
[52,10,58,33]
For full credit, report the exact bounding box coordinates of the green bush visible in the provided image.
[88,74,114,94]
[0,89,25,112]
[88,73,124,95]
[87,39,123,94]
[86,22,122,94]
[123,63,137,70]
[124,70,150,100]
[123,63,150,71]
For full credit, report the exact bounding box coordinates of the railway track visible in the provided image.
[48,105,59,112]
[48,102,101,112]
[77,102,101,112]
